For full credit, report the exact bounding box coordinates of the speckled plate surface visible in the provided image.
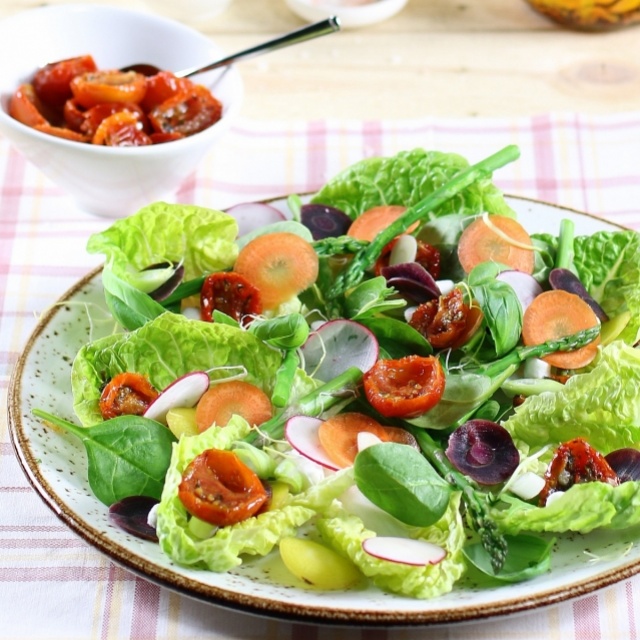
[8,196,640,626]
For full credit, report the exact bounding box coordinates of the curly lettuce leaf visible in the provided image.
[71,312,282,426]
[317,493,466,599]
[86,202,238,289]
[310,148,515,221]
[492,480,640,534]
[156,416,353,572]
[502,341,640,454]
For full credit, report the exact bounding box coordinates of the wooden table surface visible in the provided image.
[2,0,640,121]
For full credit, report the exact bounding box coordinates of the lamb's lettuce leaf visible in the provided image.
[86,202,238,290]
[71,312,282,426]
[317,492,466,599]
[502,341,640,455]
[310,148,515,221]
[155,416,354,572]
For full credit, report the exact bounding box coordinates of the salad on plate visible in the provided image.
[34,144,640,600]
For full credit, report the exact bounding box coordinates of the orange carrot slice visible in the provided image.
[346,205,410,242]
[195,380,272,432]
[522,289,600,370]
[457,214,535,275]
[318,412,417,468]
[234,232,319,310]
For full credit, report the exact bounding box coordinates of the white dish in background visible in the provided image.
[0,4,243,218]
[285,0,408,28]
[8,195,640,626]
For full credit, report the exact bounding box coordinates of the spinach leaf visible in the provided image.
[344,276,406,319]
[33,409,176,506]
[354,442,452,527]
[463,534,554,582]
[357,316,432,357]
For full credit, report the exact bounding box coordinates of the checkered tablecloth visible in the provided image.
[2,112,640,639]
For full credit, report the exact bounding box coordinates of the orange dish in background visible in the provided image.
[9,54,223,146]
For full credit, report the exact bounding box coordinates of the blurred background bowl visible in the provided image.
[285,0,408,29]
[0,4,243,218]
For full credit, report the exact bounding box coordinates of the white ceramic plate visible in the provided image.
[8,195,640,626]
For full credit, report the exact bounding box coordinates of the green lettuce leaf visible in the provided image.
[71,312,282,426]
[317,493,466,599]
[573,230,640,345]
[502,341,640,454]
[86,202,238,288]
[156,416,354,572]
[310,148,515,221]
[492,481,640,534]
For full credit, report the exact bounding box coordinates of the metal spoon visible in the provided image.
[123,16,341,77]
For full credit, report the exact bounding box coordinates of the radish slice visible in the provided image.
[362,536,447,566]
[496,270,543,313]
[357,431,382,452]
[389,235,418,266]
[300,319,379,382]
[225,202,286,237]
[284,415,339,470]
[143,371,210,424]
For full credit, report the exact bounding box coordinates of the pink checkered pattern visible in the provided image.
[2,112,640,639]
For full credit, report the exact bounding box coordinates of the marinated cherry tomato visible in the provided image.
[149,131,185,144]
[149,84,222,136]
[34,123,88,142]
[99,372,159,420]
[70,70,147,109]
[33,55,97,111]
[409,288,470,349]
[363,355,446,419]
[178,449,269,526]
[141,71,193,112]
[9,84,49,127]
[79,102,148,137]
[62,98,86,132]
[538,438,619,506]
[92,112,152,147]
[200,272,262,325]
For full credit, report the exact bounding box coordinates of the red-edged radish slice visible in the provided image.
[143,371,210,424]
[225,202,286,237]
[300,319,379,382]
[284,415,339,471]
[362,536,447,566]
[496,270,543,314]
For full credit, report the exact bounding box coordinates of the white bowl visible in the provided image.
[0,4,243,218]
[285,0,408,28]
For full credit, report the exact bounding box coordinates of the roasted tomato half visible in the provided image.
[539,437,619,506]
[149,84,222,136]
[363,354,446,419]
[99,372,159,420]
[70,70,147,109]
[200,272,262,325]
[33,54,97,111]
[178,449,269,526]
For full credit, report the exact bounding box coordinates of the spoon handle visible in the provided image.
[175,16,341,78]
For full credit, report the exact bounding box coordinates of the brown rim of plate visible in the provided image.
[6,195,638,626]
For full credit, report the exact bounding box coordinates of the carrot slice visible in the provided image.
[346,205,411,242]
[318,412,417,468]
[234,232,319,310]
[195,380,272,432]
[457,214,535,275]
[522,289,600,370]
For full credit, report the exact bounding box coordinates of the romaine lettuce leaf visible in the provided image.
[86,202,238,289]
[71,312,282,426]
[310,148,515,221]
[502,341,640,454]
[317,493,466,599]
[492,480,640,534]
[573,230,640,345]
[155,416,354,572]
